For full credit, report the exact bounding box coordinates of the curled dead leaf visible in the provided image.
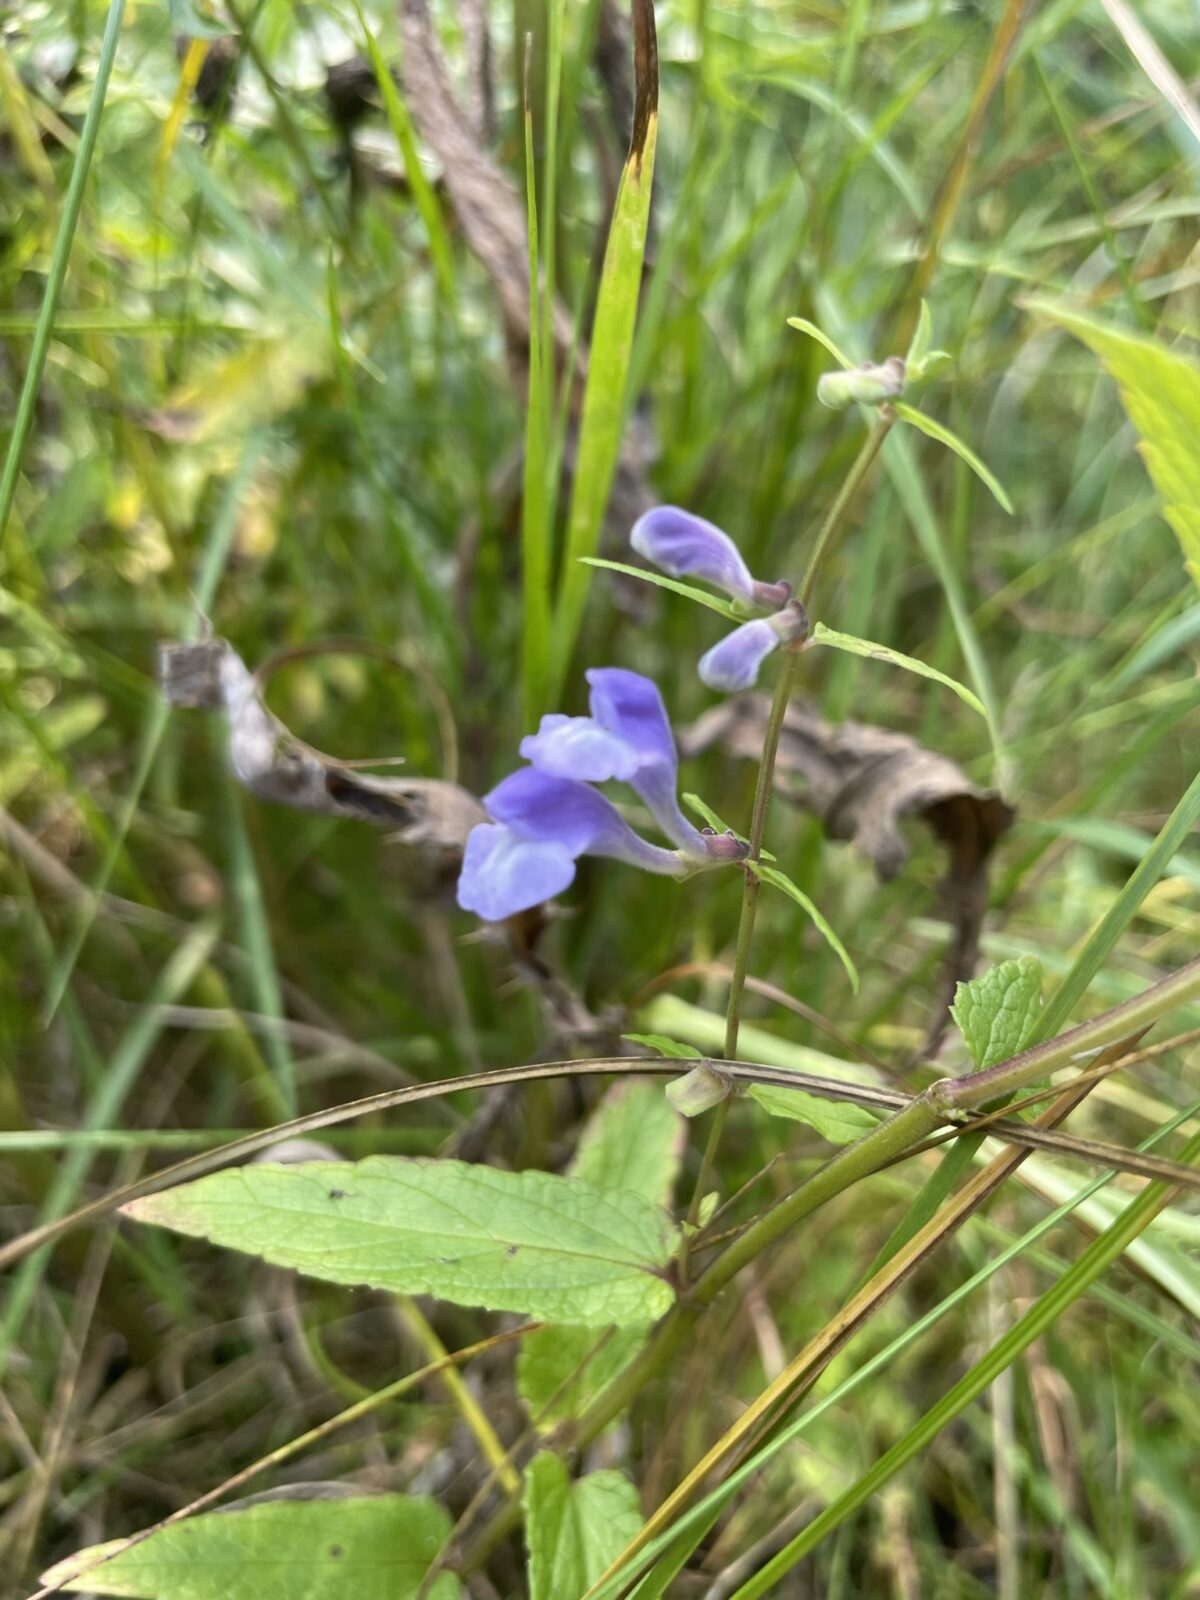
[160,635,485,897]
[683,695,1015,1052]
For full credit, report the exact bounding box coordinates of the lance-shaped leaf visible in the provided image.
[123,1156,678,1326]
[40,1493,460,1598]
[551,0,659,697]
[1027,299,1200,592]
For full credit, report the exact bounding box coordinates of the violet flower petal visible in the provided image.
[484,768,683,874]
[586,667,706,853]
[456,822,577,921]
[519,713,639,783]
[631,507,756,603]
[698,619,782,693]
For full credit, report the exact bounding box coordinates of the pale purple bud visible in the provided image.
[631,506,756,603]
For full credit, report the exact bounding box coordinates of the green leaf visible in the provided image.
[551,30,659,697]
[623,1033,704,1064]
[786,316,855,371]
[905,299,933,373]
[518,1324,648,1430]
[516,1083,681,1428]
[950,957,1044,1073]
[1026,299,1200,592]
[168,0,232,38]
[525,1453,643,1600]
[40,1495,460,1598]
[751,861,860,992]
[748,1085,879,1144]
[808,622,987,717]
[570,1080,686,1206]
[891,402,1014,514]
[581,558,743,620]
[123,1157,678,1327]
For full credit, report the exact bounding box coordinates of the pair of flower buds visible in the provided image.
[458,509,803,922]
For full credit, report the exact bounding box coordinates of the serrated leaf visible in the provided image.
[518,1324,648,1430]
[40,1495,459,1598]
[525,1453,643,1600]
[891,403,1014,514]
[571,1080,686,1206]
[123,1157,678,1327]
[748,1085,879,1144]
[1027,299,1200,592]
[516,1083,682,1429]
[581,558,742,620]
[786,316,855,371]
[809,622,987,717]
[751,861,860,992]
[623,1033,703,1064]
[951,957,1044,1072]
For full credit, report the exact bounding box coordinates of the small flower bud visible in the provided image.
[666,1064,732,1118]
[817,356,906,411]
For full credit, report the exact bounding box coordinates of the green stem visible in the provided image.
[683,410,895,1238]
[551,953,1200,1465]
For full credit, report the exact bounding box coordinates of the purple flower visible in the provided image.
[631,506,790,610]
[458,769,684,922]
[521,667,701,851]
[699,611,808,693]
[629,507,806,692]
[457,669,749,922]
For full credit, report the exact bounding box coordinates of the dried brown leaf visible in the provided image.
[160,636,485,896]
[683,695,1014,1050]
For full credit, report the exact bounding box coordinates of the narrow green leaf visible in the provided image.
[622,1033,704,1064]
[351,0,456,301]
[905,299,933,372]
[726,1121,1200,1597]
[550,2,658,696]
[892,402,1014,514]
[785,316,855,371]
[1027,298,1200,590]
[526,1453,643,1600]
[124,1157,679,1327]
[0,0,127,545]
[749,1084,879,1144]
[40,1495,460,1598]
[751,861,860,992]
[809,622,987,716]
[522,68,552,722]
[581,557,743,620]
[950,957,1044,1072]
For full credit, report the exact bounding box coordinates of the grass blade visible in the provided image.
[0,0,127,545]
[549,0,658,699]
